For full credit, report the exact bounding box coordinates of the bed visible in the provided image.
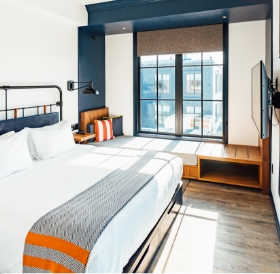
[0,99,183,272]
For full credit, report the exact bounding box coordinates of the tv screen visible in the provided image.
[251,61,269,139]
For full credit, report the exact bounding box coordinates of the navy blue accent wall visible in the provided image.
[78,27,105,118]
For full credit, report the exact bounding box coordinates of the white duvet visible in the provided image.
[0,145,182,273]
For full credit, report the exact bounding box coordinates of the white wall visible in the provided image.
[0,0,87,124]
[228,21,266,146]
[271,0,280,224]
[105,33,134,135]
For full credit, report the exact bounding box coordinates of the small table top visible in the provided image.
[73,132,96,144]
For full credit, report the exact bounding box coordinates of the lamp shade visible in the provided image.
[82,87,99,94]
[82,81,99,94]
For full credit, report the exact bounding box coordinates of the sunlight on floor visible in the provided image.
[153,205,218,273]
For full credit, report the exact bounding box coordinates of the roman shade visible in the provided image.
[137,24,223,56]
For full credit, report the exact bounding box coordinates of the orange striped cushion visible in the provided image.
[94,119,114,142]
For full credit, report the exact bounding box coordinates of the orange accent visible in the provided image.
[94,120,100,142]
[23,255,74,273]
[94,119,113,142]
[25,232,89,265]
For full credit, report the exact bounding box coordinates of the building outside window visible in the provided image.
[155,74,170,94]
[186,73,201,94]
[139,52,223,139]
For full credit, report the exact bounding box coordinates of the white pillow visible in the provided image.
[0,130,33,179]
[25,120,72,159]
[30,127,75,160]
[0,131,15,141]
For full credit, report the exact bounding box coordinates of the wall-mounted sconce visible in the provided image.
[67,80,99,95]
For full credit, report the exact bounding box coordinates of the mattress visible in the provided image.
[92,136,203,166]
[0,144,182,273]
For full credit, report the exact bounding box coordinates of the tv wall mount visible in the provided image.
[269,78,280,108]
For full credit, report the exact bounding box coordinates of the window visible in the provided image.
[186,73,201,94]
[155,74,170,93]
[139,52,224,139]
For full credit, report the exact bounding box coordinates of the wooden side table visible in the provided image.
[73,133,96,144]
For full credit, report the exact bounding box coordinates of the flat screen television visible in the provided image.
[251,60,269,139]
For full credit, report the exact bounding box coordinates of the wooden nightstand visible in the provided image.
[73,133,96,144]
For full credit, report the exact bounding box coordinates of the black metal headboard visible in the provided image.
[0,85,62,135]
[0,85,63,121]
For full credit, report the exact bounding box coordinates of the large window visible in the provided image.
[139,52,223,139]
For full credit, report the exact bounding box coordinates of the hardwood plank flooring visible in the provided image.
[150,180,280,273]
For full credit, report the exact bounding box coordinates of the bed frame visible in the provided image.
[0,104,182,273]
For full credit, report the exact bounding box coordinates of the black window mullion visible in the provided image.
[201,52,203,136]
[156,56,159,132]
[175,54,183,135]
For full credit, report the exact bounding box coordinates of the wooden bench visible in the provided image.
[183,138,269,195]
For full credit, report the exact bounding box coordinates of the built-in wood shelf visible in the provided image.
[199,160,261,189]
[182,140,270,195]
[198,143,263,190]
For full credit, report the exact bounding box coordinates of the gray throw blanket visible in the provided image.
[22,150,176,273]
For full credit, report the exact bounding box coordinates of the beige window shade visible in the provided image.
[137,24,223,56]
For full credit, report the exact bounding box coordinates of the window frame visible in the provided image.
[138,53,226,140]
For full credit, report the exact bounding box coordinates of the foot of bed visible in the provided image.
[123,182,183,273]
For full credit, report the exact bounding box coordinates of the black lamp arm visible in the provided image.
[67,80,93,91]
[68,85,89,91]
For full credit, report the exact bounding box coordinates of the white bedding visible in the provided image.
[0,144,182,273]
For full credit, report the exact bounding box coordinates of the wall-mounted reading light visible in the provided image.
[67,80,99,95]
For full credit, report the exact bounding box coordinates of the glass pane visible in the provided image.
[203,101,223,136]
[183,101,201,135]
[140,100,157,132]
[158,100,175,133]
[158,54,175,67]
[183,53,201,66]
[203,66,223,100]
[158,68,175,99]
[140,68,157,99]
[203,51,223,65]
[183,67,202,100]
[140,55,157,67]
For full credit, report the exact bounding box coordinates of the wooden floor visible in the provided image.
[149,180,280,273]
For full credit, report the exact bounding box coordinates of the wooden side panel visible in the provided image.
[182,165,198,179]
[80,107,109,133]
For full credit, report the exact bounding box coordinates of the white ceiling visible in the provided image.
[75,0,113,5]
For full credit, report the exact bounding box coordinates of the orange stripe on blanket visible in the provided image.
[23,255,74,273]
[25,232,89,264]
